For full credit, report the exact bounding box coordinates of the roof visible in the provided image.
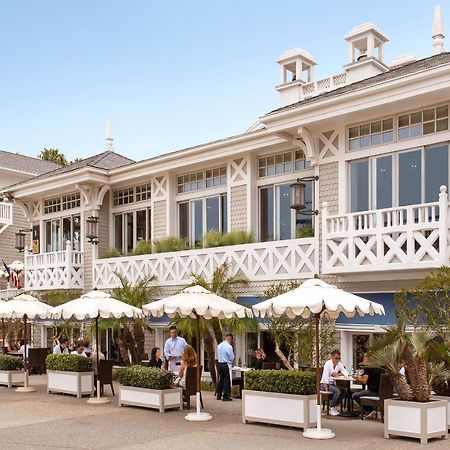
[3,151,134,191]
[267,52,450,116]
[0,149,61,175]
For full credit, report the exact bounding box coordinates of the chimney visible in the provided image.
[432,4,445,55]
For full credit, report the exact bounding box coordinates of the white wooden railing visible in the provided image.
[0,202,13,234]
[322,186,450,274]
[301,73,347,99]
[25,241,84,290]
[94,237,319,289]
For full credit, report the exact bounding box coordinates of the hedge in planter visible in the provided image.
[46,354,92,372]
[0,354,24,371]
[0,354,24,388]
[117,365,173,390]
[245,369,315,395]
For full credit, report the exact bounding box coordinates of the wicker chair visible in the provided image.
[360,373,393,422]
[183,365,203,410]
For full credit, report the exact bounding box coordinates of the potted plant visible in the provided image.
[117,365,182,412]
[242,369,316,429]
[369,330,449,444]
[46,354,94,398]
[0,354,24,388]
[430,340,450,430]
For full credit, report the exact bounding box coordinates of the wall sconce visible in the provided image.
[86,216,99,244]
[291,175,319,215]
[15,229,32,252]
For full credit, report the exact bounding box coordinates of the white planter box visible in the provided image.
[47,370,94,398]
[432,396,450,430]
[242,390,317,429]
[384,398,448,444]
[118,385,183,412]
[0,370,24,388]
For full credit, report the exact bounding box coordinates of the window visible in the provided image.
[398,106,448,141]
[350,160,369,212]
[399,150,421,206]
[348,118,394,150]
[178,195,227,246]
[114,208,152,253]
[177,167,226,194]
[258,149,310,178]
[135,183,151,202]
[44,197,62,214]
[44,215,81,252]
[62,192,81,210]
[259,182,313,242]
[113,187,134,206]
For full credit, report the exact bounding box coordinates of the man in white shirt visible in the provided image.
[320,349,347,416]
[71,342,87,357]
[18,339,32,358]
[53,338,70,355]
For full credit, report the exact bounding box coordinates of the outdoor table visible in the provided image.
[330,376,359,417]
[232,367,252,398]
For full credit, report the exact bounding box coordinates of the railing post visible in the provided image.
[438,185,448,264]
[24,246,31,290]
[65,240,72,289]
[321,202,329,272]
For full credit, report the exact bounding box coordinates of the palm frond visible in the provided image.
[428,360,450,386]
[366,341,405,373]
[408,330,436,359]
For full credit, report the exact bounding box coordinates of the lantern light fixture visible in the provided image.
[15,228,32,253]
[86,216,99,245]
[290,175,319,215]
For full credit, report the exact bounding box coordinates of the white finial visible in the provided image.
[432,4,445,55]
[105,120,114,152]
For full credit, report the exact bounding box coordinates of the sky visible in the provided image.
[0,0,445,162]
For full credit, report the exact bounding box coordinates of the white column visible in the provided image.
[340,330,352,369]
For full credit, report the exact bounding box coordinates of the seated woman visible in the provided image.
[148,347,163,369]
[175,344,197,389]
[254,348,266,370]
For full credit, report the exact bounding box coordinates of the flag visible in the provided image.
[2,259,20,289]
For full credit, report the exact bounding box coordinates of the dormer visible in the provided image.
[344,23,389,83]
[276,48,317,107]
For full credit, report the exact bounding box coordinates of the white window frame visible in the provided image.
[257,148,310,179]
[44,213,81,252]
[113,207,152,253]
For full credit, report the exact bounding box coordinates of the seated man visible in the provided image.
[71,342,87,357]
[352,353,383,419]
[320,349,347,416]
[53,338,69,354]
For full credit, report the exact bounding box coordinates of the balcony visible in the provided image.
[301,73,347,99]
[322,187,449,275]
[0,202,13,234]
[25,241,84,291]
[94,237,319,290]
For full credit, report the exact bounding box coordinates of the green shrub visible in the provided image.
[100,248,123,259]
[117,365,174,390]
[132,240,153,256]
[0,354,24,371]
[153,236,190,253]
[201,230,224,248]
[244,370,316,395]
[296,225,315,239]
[45,354,92,372]
[221,230,255,246]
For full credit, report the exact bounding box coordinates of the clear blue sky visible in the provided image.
[0,0,444,162]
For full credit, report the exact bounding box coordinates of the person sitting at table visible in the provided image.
[174,344,197,389]
[352,353,384,419]
[71,342,87,357]
[320,349,347,416]
[18,339,32,358]
[91,344,105,375]
[7,339,18,352]
[254,348,266,370]
[53,338,70,354]
[148,347,163,369]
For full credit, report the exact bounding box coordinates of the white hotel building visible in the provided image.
[2,6,450,369]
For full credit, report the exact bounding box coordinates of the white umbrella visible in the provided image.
[51,290,143,404]
[143,285,253,421]
[0,293,54,392]
[252,278,385,440]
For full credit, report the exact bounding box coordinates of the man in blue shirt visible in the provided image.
[216,334,234,401]
[164,326,187,374]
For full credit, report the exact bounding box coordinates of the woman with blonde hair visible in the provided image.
[254,348,266,370]
[175,344,197,388]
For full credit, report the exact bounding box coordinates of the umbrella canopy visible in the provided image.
[51,290,143,320]
[142,285,253,319]
[252,278,385,319]
[0,293,53,320]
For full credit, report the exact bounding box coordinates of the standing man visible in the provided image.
[53,338,70,354]
[164,326,187,374]
[320,349,347,416]
[216,334,234,402]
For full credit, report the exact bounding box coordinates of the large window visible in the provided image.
[177,167,226,194]
[398,106,448,140]
[44,215,81,252]
[258,149,309,178]
[348,118,394,150]
[112,183,151,207]
[259,182,313,241]
[349,143,449,212]
[178,195,227,246]
[44,193,81,215]
[114,208,151,253]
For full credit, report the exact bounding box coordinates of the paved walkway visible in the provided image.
[0,375,448,449]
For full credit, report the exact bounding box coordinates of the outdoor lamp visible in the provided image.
[290,175,319,215]
[15,229,32,252]
[86,216,99,244]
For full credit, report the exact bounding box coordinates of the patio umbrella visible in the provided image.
[51,290,144,404]
[142,285,253,421]
[252,278,385,440]
[0,293,53,392]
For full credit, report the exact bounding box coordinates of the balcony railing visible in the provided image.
[301,73,347,99]
[322,186,449,274]
[25,241,84,290]
[0,202,13,234]
[94,237,319,290]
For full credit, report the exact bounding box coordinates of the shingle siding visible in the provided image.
[230,185,247,231]
[153,200,167,240]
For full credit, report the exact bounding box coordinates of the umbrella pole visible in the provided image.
[16,314,35,393]
[87,315,110,404]
[185,313,212,422]
[1,318,5,350]
[303,313,334,440]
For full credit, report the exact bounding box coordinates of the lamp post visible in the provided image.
[290,176,319,215]
[15,229,32,253]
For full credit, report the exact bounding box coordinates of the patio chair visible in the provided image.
[360,373,393,422]
[183,365,203,410]
[98,359,115,396]
[27,348,48,374]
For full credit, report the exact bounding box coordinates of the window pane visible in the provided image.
[410,111,422,124]
[350,160,369,212]
[206,197,220,232]
[192,200,203,246]
[62,217,71,250]
[410,124,422,137]
[437,118,448,132]
[45,221,51,253]
[399,150,422,206]
[398,115,409,127]
[73,215,81,251]
[179,203,189,240]
[398,127,409,140]
[425,145,448,202]
[383,118,393,130]
[436,105,448,119]
[147,208,152,240]
[114,214,123,251]
[349,126,359,138]
[349,138,360,150]
[382,130,393,143]
[375,156,392,209]
[371,133,382,146]
[221,195,228,233]
[423,121,435,135]
[278,184,291,240]
[136,210,146,242]
[260,187,274,241]
[296,181,313,237]
[423,108,435,122]
[126,212,134,253]
[360,135,370,148]
[371,121,381,133]
[51,219,60,252]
